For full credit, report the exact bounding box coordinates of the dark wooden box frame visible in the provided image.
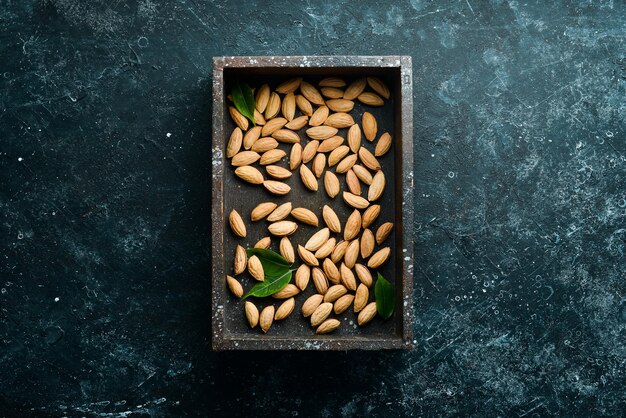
[211,56,413,350]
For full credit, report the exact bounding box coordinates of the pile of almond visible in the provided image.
[225,76,394,335]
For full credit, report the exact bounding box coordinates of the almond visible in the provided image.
[324,171,340,198]
[272,129,300,144]
[300,81,325,105]
[272,284,300,299]
[251,137,279,153]
[311,302,333,327]
[243,126,262,150]
[295,95,313,116]
[334,294,355,314]
[226,275,243,298]
[357,302,377,325]
[324,284,347,303]
[368,170,385,201]
[232,151,260,166]
[344,239,360,268]
[309,105,329,127]
[264,92,281,119]
[367,247,391,268]
[234,245,247,275]
[259,149,286,165]
[320,86,344,99]
[305,227,330,251]
[302,294,324,317]
[354,263,373,287]
[255,84,270,112]
[245,301,259,328]
[226,127,243,158]
[280,237,295,263]
[361,205,381,228]
[263,180,290,195]
[312,153,326,178]
[295,264,311,291]
[300,164,318,191]
[248,255,264,281]
[344,209,362,241]
[312,267,329,294]
[276,77,302,94]
[229,106,249,131]
[268,220,298,236]
[360,228,375,258]
[335,154,358,174]
[326,98,354,113]
[358,92,384,107]
[261,117,287,137]
[367,77,390,99]
[250,202,277,222]
[322,258,340,284]
[362,112,377,141]
[281,92,296,120]
[291,207,319,226]
[358,147,381,171]
[352,164,373,185]
[306,126,338,140]
[267,202,293,222]
[285,115,309,130]
[316,318,340,334]
[340,263,357,291]
[266,165,292,179]
[324,112,355,128]
[328,145,350,167]
[302,140,319,164]
[290,143,302,170]
[322,205,341,233]
[234,165,264,184]
[376,222,394,245]
[254,109,266,126]
[254,236,271,249]
[317,136,344,153]
[346,169,361,195]
[260,305,275,333]
[298,245,319,266]
[319,77,346,87]
[331,240,349,263]
[343,77,367,100]
[229,209,246,237]
[375,132,392,156]
[343,191,370,209]
[347,124,361,153]
[315,237,336,259]
[274,297,295,320]
[354,284,369,313]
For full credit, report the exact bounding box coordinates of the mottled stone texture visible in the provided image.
[0,0,624,416]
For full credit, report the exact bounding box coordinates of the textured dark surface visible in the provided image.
[1,0,625,416]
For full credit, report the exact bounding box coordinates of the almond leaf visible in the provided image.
[232,82,256,125]
[374,272,394,319]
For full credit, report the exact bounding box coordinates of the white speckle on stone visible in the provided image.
[166,132,172,138]
[404,256,410,261]
[17,157,23,161]
[54,297,59,302]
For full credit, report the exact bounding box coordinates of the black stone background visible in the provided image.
[1,1,625,417]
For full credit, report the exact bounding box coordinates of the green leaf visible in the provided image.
[231,82,256,125]
[375,272,395,319]
[246,248,292,277]
[243,269,292,299]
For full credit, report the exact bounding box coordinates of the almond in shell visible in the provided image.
[266,165,292,179]
[347,124,361,153]
[343,191,370,209]
[232,151,260,166]
[234,165,264,184]
[368,170,385,202]
[226,275,243,298]
[344,239,360,269]
[331,240,349,264]
[254,236,271,249]
[285,115,309,130]
[229,209,246,237]
[234,245,247,275]
[320,87,344,99]
[312,153,326,178]
[251,202,278,222]
[333,293,354,314]
[362,112,377,141]
[324,112,355,128]
[272,284,300,299]
[315,237,336,259]
[263,180,291,195]
[322,205,341,233]
[302,140,319,164]
[295,264,311,291]
[335,154,358,174]
[344,209,362,241]
[354,263,373,287]
[358,92,384,107]
[322,258,340,284]
[229,106,248,131]
[255,84,270,112]
[360,228,375,258]
[243,126,262,150]
[361,205,380,228]
[290,143,302,170]
[310,302,333,326]
[305,227,330,251]
[274,297,295,320]
[343,78,367,100]
[367,77,390,99]
[326,99,354,113]
[316,318,340,334]
[300,164,318,192]
[267,202,293,222]
[245,301,259,328]
[323,284,347,303]
[272,129,300,144]
[268,220,298,236]
[376,222,394,245]
[317,136,344,153]
[276,77,302,94]
[375,132,392,156]
[319,77,346,87]
[260,305,275,333]
[261,117,287,137]
[295,95,313,116]
[281,92,296,120]
[280,237,295,263]
[226,127,243,158]
[264,92,281,119]
[340,263,357,291]
[328,145,350,166]
[324,171,340,198]
[352,164,373,185]
[251,137,279,153]
[300,81,325,105]
[260,149,286,165]
[354,284,369,313]
[302,294,323,317]
[358,147,381,171]
[357,302,377,325]
[367,247,391,268]
[311,267,329,294]
[346,169,361,195]
[254,109,266,126]
[291,207,319,226]
[248,255,264,281]
[309,105,329,127]
[306,126,338,140]
[298,245,319,266]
